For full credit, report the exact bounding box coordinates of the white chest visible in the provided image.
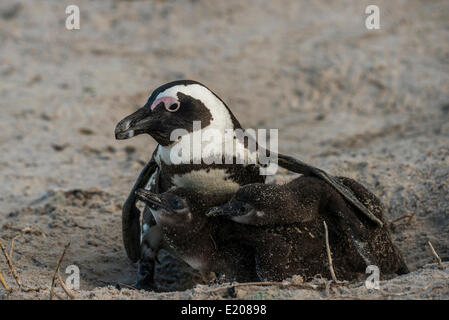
[172,168,240,195]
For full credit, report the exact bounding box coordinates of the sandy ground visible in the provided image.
[0,0,448,299]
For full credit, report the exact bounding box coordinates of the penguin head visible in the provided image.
[115,80,241,146]
[135,188,211,231]
[206,183,281,223]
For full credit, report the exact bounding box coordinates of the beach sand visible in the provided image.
[1,0,448,299]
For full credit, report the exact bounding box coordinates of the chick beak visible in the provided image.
[135,189,166,209]
[206,203,233,217]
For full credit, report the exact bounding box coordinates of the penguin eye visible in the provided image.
[233,201,250,215]
[166,101,180,112]
[171,199,184,210]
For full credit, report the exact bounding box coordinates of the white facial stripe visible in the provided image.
[151,84,258,166]
[155,84,234,131]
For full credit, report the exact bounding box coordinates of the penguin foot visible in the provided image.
[131,279,156,291]
[132,259,156,291]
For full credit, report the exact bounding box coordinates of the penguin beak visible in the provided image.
[135,189,172,212]
[115,105,154,140]
[206,202,242,217]
[206,199,254,218]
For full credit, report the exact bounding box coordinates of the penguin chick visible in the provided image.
[135,188,259,282]
[206,176,409,280]
[135,187,367,282]
[136,180,408,283]
[206,176,371,226]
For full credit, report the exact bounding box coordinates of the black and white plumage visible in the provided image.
[114,80,381,289]
[115,80,264,288]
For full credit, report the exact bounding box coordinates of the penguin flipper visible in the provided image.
[277,153,383,227]
[122,155,158,262]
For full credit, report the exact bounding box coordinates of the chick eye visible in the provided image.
[171,199,184,210]
[166,102,180,112]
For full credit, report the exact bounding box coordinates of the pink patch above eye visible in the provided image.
[150,96,180,112]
